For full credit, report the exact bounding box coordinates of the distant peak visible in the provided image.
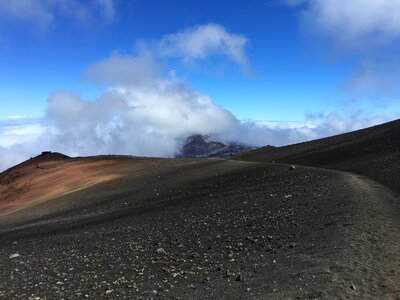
[180,134,253,158]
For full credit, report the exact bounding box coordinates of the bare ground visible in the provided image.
[0,158,399,299]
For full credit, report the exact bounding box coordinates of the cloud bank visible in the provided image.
[46,52,237,158]
[0,23,396,171]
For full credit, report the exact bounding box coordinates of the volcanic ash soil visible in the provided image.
[0,158,399,299]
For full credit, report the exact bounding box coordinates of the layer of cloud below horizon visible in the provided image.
[0,22,399,171]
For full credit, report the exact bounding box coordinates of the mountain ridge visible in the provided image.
[179,134,254,158]
[237,118,400,193]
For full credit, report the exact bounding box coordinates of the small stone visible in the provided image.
[9,253,20,259]
[202,277,210,283]
[104,289,113,295]
[350,283,356,290]
[288,165,296,170]
[156,248,166,254]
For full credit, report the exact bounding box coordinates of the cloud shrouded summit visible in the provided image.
[0,23,397,171]
[46,50,238,158]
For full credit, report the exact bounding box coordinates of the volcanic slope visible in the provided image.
[0,152,399,299]
[237,118,400,193]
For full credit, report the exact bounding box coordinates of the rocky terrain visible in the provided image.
[179,135,253,158]
[0,120,400,299]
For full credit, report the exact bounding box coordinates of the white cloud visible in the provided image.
[285,0,400,103]
[0,99,395,172]
[0,118,48,170]
[0,0,116,26]
[340,61,400,100]
[157,23,250,72]
[1,23,396,172]
[0,146,31,171]
[0,0,53,25]
[44,51,238,158]
[85,50,160,88]
[96,0,116,21]
[290,0,400,46]
[0,123,46,148]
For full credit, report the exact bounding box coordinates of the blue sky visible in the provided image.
[0,0,367,120]
[0,0,400,169]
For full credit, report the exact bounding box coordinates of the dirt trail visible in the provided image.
[324,172,400,300]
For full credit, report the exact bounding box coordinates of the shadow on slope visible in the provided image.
[237,119,400,192]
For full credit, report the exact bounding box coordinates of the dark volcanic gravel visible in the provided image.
[0,159,399,299]
[238,118,400,194]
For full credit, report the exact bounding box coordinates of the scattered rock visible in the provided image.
[288,165,296,170]
[104,288,113,295]
[9,253,20,259]
[156,248,166,254]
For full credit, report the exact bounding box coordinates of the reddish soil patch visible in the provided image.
[0,153,150,216]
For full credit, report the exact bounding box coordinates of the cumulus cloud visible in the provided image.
[45,58,237,158]
[0,23,395,172]
[0,0,116,26]
[157,23,250,72]
[0,92,395,171]
[288,0,400,47]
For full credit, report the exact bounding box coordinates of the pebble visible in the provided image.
[104,288,113,295]
[156,248,166,254]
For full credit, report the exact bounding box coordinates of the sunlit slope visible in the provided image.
[0,152,152,216]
